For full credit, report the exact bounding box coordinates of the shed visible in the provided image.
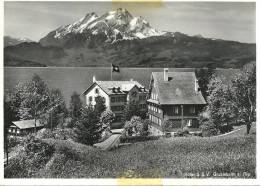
[9,119,44,135]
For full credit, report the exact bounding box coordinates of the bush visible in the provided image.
[5,137,55,178]
[36,128,76,141]
[200,119,218,137]
[100,110,115,127]
[183,126,190,134]
[8,136,22,148]
[219,124,233,134]
[124,116,149,136]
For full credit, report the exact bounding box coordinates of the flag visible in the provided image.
[112,64,120,73]
[112,64,120,72]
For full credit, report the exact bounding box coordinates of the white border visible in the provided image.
[0,0,258,185]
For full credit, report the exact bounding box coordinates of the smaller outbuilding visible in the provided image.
[9,119,44,136]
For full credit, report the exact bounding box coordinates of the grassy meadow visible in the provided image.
[5,123,256,178]
[4,67,239,105]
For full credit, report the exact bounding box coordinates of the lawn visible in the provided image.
[4,124,256,178]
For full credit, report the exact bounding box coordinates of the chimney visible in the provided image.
[164,68,169,81]
[93,76,96,83]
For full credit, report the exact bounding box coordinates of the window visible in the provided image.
[115,115,122,122]
[95,88,99,94]
[8,129,11,133]
[159,119,162,126]
[89,96,93,102]
[94,96,105,102]
[174,106,179,114]
[111,97,115,103]
[111,106,124,111]
[120,96,125,102]
[131,91,137,97]
[190,106,196,114]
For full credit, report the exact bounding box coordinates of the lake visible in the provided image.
[4,67,239,105]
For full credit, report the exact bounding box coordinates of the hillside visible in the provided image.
[4,124,255,178]
[4,36,34,47]
[4,33,255,68]
[4,8,256,68]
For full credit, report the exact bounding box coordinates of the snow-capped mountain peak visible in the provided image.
[53,8,167,41]
[4,36,34,47]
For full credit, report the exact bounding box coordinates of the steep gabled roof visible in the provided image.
[152,72,206,105]
[12,119,44,129]
[82,80,146,95]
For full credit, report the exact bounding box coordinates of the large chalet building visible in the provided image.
[147,69,206,135]
[82,77,148,124]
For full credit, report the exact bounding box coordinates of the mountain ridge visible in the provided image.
[4,8,256,68]
[4,36,34,47]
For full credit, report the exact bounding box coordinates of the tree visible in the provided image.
[74,106,103,145]
[69,91,83,119]
[195,68,214,100]
[94,96,106,116]
[207,76,234,130]
[6,74,67,132]
[44,88,68,130]
[100,110,115,128]
[4,100,14,165]
[5,83,24,121]
[231,63,256,134]
[18,74,49,119]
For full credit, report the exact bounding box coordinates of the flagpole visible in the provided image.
[111,64,112,81]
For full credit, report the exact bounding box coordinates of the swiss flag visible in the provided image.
[112,64,120,73]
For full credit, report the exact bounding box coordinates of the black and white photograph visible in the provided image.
[2,0,257,183]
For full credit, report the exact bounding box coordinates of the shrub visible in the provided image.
[100,110,115,129]
[5,137,55,178]
[200,119,218,137]
[219,124,233,134]
[8,136,22,148]
[124,116,149,136]
[36,128,55,139]
[163,120,174,132]
[183,126,190,134]
[36,128,76,141]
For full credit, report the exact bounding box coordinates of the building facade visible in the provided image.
[147,69,206,135]
[82,77,148,125]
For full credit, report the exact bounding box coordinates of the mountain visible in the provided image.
[39,8,165,47]
[4,36,34,47]
[4,8,256,68]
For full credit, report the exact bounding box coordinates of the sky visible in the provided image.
[4,1,256,43]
